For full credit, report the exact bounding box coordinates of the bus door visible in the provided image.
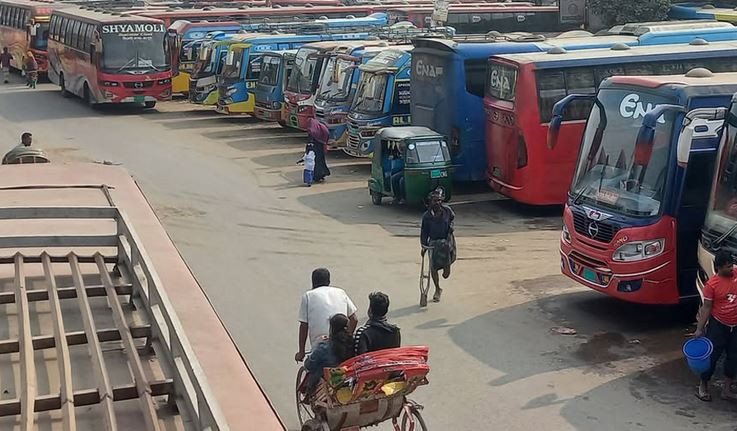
[166,29,179,74]
[411,49,456,152]
[673,109,725,298]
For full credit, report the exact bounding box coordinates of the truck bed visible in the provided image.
[0,164,285,431]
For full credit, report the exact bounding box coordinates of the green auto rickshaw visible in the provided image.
[368,127,453,206]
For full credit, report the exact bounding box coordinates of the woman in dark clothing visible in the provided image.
[304,313,354,394]
[307,118,331,182]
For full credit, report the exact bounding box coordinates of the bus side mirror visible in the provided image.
[90,44,98,66]
[27,24,36,37]
[636,104,686,160]
[677,106,728,166]
[547,94,594,150]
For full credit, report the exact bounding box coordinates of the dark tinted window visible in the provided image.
[682,151,716,208]
[486,62,517,102]
[464,58,486,98]
[536,70,566,122]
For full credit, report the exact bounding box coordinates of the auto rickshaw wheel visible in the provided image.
[371,191,383,206]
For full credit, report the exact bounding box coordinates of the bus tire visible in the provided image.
[59,75,71,98]
[144,101,157,109]
[371,191,382,205]
[83,84,96,108]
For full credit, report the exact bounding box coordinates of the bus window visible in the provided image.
[486,62,517,102]
[705,58,737,73]
[59,17,67,42]
[464,58,486,98]
[594,65,624,85]
[653,61,684,75]
[246,54,261,80]
[564,68,595,120]
[625,63,654,75]
[71,20,81,49]
[537,70,565,122]
[86,24,95,52]
[682,151,716,208]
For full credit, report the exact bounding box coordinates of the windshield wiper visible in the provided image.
[571,185,589,205]
[116,57,138,73]
[713,222,737,248]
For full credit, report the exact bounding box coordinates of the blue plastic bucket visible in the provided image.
[683,337,713,375]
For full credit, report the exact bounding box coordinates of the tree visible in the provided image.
[589,0,672,28]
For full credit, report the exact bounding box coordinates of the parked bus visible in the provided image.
[486,30,737,204]
[48,8,171,108]
[696,86,737,297]
[284,40,369,130]
[394,3,580,34]
[167,20,242,95]
[669,2,737,23]
[137,6,389,28]
[314,42,399,149]
[254,49,297,124]
[215,15,387,115]
[554,68,737,304]
[345,46,411,157]
[189,34,237,105]
[0,0,58,75]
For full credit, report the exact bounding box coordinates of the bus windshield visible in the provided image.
[705,105,737,241]
[101,29,168,73]
[287,47,318,94]
[569,88,678,217]
[222,47,244,79]
[317,57,354,102]
[352,72,387,114]
[32,23,49,50]
[259,54,281,86]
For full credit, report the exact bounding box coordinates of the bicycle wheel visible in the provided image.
[400,404,428,431]
[296,367,315,425]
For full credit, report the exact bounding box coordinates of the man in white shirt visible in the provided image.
[295,268,358,362]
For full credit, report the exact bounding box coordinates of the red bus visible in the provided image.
[48,8,171,108]
[0,0,58,75]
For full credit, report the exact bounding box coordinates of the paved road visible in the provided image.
[0,77,733,430]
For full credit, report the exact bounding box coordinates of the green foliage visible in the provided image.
[589,0,672,28]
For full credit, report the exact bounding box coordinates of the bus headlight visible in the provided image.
[272,101,281,109]
[298,105,310,114]
[562,224,571,243]
[100,81,119,87]
[157,78,172,85]
[612,239,664,262]
[226,88,238,96]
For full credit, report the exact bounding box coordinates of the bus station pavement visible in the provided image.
[0,78,733,430]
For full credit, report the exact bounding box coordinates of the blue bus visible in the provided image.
[669,3,737,23]
[239,12,389,33]
[314,41,399,149]
[411,21,737,181]
[215,32,370,115]
[189,34,241,105]
[167,21,243,95]
[555,68,737,304]
[345,46,412,157]
[254,49,298,125]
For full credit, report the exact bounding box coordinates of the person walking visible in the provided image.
[420,189,456,302]
[23,51,37,89]
[0,47,11,84]
[693,250,737,402]
[307,118,331,182]
[353,291,401,355]
[297,143,316,187]
[296,268,358,362]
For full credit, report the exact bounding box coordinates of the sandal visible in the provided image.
[695,390,712,402]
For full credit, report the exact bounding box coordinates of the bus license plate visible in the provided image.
[430,169,447,179]
[583,268,597,282]
[134,96,145,103]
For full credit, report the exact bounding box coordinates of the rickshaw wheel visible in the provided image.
[400,404,428,431]
[371,191,383,205]
[296,367,315,425]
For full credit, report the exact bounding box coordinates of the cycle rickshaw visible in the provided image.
[296,346,429,431]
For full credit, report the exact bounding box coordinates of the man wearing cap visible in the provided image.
[420,189,456,302]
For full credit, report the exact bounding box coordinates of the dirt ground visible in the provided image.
[0,76,734,430]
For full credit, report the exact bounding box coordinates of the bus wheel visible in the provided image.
[144,101,157,109]
[371,191,383,206]
[83,85,95,107]
[59,75,71,98]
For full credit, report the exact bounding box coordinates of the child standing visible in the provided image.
[298,143,316,187]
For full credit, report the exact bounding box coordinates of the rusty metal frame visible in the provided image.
[0,201,228,431]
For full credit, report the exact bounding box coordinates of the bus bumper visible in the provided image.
[560,209,679,304]
[202,91,218,106]
[172,72,190,95]
[217,99,255,115]
[254,105,281,122]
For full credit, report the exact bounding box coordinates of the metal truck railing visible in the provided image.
[0,185,228,431]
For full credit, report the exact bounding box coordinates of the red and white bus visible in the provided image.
[0,0,58,75]
[48,8,171,108]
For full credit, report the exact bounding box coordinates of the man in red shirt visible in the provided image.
[694,251,737,401]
